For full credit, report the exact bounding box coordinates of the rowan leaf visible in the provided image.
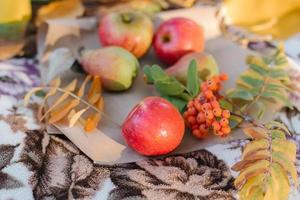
[272,139,296,162]
[227,89,253,101]
[243,126,268,139]
[69,108,88,127]
[87,76,101,102]
[219,99,233,111]
[234,160,269,190]
[234,120,297,200]
[77,75,92,97]
[242,139,269,157]
[24,75,106,133]
[48,99,80,123]
[40,79,77,120]
[240,174,265,199]
[247,186,264,200]
[272,151,298,186]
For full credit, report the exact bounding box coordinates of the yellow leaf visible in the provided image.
[84,97,104,132]
[239,174,265,199]
[88,76,102,104]
[234,160,269,190]
[68,109,76,121]
[84,113,101,132]
[270,163,290,200]
[69,108,88,127]
[242,139,269,158]
[266,121,290,135]
[272,139,296,162]
[41,79,77,120]
[272,151,298,187]
[24,87,43,106]
[95,96,104,110]
[233,150,270,171]
[37,78,61,118]
[263,176,278,200]
[247,186,264,200]
[77,75,92,97]
[48,99,80,123]
[242,126,268,139]
[35,0,84,26]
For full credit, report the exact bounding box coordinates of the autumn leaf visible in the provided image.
[24,76,105,132]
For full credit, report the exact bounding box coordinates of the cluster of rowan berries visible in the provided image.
[183,74,231,138]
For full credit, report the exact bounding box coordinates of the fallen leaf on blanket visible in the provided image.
[35,0,85,26]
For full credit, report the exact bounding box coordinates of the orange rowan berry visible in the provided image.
[212,121,221,131]
[187,107,196,116]
[210,100,220,108]
[205,110,214,120]
[193,129,207,139]
[202,103,212,111]
[187,101,194,108]
[201,83,209,91]
[199,124,208,132]
[206,119,213,126]
[187,116,196,125]
[215,131,224,136]
[220,118,229,127]
[220,73,228,81]
[204,90,214,99]
[221,126,231,135]
[222,110,231,118]
[213,107,222,117]
[207,79,218,91]
[197,112,206,123]
[194,101,202,112]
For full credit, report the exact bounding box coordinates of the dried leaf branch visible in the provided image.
[24,75,118,132]
[232,121,298,200]
[225,46,298,200]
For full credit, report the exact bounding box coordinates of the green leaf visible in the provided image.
[219,99,233,111]
[261,91,293,108]
[249,63,269,75]
[155,80,185,96]
[229,115,243,128]
[270,130,286,139]
[240,75,264,88]
[227,89,254,101]
[143,65,154,84]
[150,65,169,81]
[269,68,289,80]
[161,95,187,113]
[255,101,265,120]
[186,59,199,97]
[178,92,193,101]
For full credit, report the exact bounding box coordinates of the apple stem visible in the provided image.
[121,13,133,23]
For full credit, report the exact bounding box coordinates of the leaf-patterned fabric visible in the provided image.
[1,43,300,200]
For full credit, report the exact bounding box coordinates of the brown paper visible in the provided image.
[42,7,278,164]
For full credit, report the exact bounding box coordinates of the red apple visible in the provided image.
[122,96,185,156]
[99,10,154,58]
[153,17,205,65]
